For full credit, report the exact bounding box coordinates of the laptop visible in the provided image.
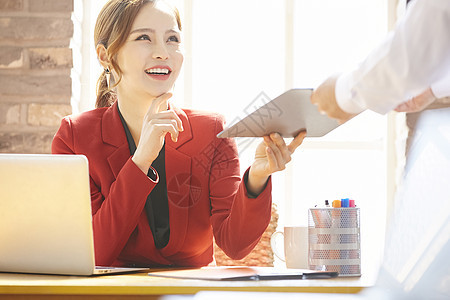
[216,89,340,139]
[0,153,148,276]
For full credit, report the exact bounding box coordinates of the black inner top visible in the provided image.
[118,106,170,249]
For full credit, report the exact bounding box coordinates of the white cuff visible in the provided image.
[431,76,450,99]
[335,72,365,114]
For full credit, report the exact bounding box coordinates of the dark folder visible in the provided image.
[148,267,338,281]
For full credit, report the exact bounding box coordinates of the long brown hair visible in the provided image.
[94,0,182,108]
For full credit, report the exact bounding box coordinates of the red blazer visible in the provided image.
[52,101,272,267]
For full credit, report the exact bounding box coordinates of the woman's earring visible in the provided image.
[105,67,111,89]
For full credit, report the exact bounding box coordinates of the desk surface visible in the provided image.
[0,269,376,300]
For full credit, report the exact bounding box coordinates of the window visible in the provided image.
[78,0,395,274]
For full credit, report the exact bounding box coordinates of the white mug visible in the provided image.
[270,226,309,269]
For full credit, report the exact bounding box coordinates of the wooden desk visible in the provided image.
[0,270,375,300]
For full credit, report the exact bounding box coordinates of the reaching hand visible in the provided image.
[394,87,437,113]
[247,131,307,195]
[310,75,356,124]
[132,93,184,174]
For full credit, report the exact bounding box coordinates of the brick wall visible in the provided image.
[0,0,73,153]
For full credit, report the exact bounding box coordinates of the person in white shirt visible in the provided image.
[310,0,450,123]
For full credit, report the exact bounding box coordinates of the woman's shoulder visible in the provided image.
[179,108,229,137]
[181,108,226,126]
[53,106,111,153]
[60,106,109,128]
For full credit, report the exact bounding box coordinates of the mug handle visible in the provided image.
[270,231,285,262]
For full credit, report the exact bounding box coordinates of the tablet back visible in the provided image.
[217,89,340,138]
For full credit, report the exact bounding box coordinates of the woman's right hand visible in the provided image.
[132,93,184,174]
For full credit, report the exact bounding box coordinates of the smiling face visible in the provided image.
[114,1,183,101]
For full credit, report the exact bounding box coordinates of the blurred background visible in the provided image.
[3,0,443,275]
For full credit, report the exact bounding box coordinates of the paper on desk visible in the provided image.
[148,266,337,281]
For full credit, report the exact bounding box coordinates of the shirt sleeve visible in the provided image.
[208,116,272,261]
[335,0,450,114]
[52,116,157,266]
[431,74,450,99]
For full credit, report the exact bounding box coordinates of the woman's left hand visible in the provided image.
[247,131,307,196]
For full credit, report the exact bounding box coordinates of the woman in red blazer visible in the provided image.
[52,0,305,267]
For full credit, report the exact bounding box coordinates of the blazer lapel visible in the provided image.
[101,102,131,178]
[167,104,192,149]
[162,105,194,256]
[102,103,192,179]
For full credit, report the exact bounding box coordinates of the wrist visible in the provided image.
[247,167,269,196]
[425,87,437,101]
[132,155,151,174]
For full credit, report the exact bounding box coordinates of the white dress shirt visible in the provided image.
[335,0,450,114]
[431,73,450,99]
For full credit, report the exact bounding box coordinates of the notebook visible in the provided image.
[0,153,148,276]
[216,88,340,139]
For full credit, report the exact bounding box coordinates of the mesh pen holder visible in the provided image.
[308,208,361,276]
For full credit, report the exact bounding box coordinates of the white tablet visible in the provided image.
[217,89,340,138]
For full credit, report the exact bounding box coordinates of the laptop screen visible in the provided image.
[0,154,96,275]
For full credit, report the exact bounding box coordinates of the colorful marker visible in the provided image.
[341,198,349,207]
[332,200,341,208]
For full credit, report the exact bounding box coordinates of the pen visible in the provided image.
[323,200,331,228]
[312,200,331,228]
[341,198,349,208]
[348,200,358,265]
[332,200,341,208]
[340,198,350,260]
[331,200,341,273]
[314,200,331,208]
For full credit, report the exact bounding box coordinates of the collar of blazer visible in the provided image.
[101,101,193,150]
